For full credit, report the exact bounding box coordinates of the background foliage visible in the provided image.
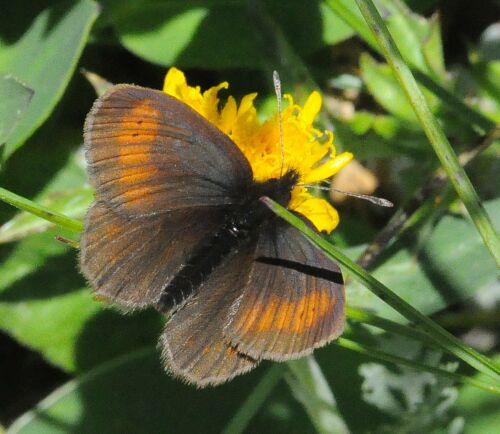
[0,1,499,433]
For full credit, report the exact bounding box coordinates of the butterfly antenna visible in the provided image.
[273,71,285,177]
[298,184,394,207]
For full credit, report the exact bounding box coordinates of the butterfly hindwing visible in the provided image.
[225,218,345,360]
[160,239,259,387]
[84,85,253,216]
[80,202,227,311]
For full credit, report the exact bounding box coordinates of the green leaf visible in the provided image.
[471,60,500,121]
[0,226,93,371]
[0,0,99,161]
[360,53,419,123]
[358,337,462,433]
[118,6,217,68]
[104,0,352,69]
[0,75,33,145]
[0,229,70,294]
[0,224,163,372]
[360,1,444,81]
[347,198,500,320]
[6,349,302,434]
[378,0,428,72]
[318,2,355,45]
[333,111,429,160]
[421,14,446,80]
[0,286,100,370]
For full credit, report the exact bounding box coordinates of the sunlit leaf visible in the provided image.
[0,75,33,146]
[0,0,98,160]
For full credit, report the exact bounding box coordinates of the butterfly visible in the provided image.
[80,84,345,387]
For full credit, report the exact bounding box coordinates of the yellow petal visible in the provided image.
[160,67,353,235]
[238,93,258,116]
[303,151,354,184]
[301,91,322,125]
[202,82,228,124]
[163,67,187,96]
[293,197,340,233]
[220,96,237,133]
[233,92,258,136]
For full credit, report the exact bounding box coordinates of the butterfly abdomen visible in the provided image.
[156,223,242,313]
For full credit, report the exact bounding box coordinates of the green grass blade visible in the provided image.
[0,186,84,233]
[286,356,350,434]
[346,306,439,349]
[323,0,496,134]
[335,338,500,394]
[222,365,285,434]
[262,198,500,383]
[353,0,500,267]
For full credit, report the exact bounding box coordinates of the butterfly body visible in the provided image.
[157,169,299,313]
[81,84,345,386]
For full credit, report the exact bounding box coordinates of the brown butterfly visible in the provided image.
[80,84,345,387]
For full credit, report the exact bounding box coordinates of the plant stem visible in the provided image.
[353,0,500,267]
[286,357,350,434]
[335,338,500,394]
[346,306,439,349]
[323,0,496,134]
[263,198,500,383]
[0,187,84,233]
[357,127,499,268]
[221,365,285,434]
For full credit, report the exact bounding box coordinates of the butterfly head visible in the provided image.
[251,168,299,209]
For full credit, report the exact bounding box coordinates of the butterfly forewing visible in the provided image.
[84,85,252,217]
[225,218,345,361]
[81,85,254,311]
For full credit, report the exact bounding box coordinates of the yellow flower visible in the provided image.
[163,67,353,233]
